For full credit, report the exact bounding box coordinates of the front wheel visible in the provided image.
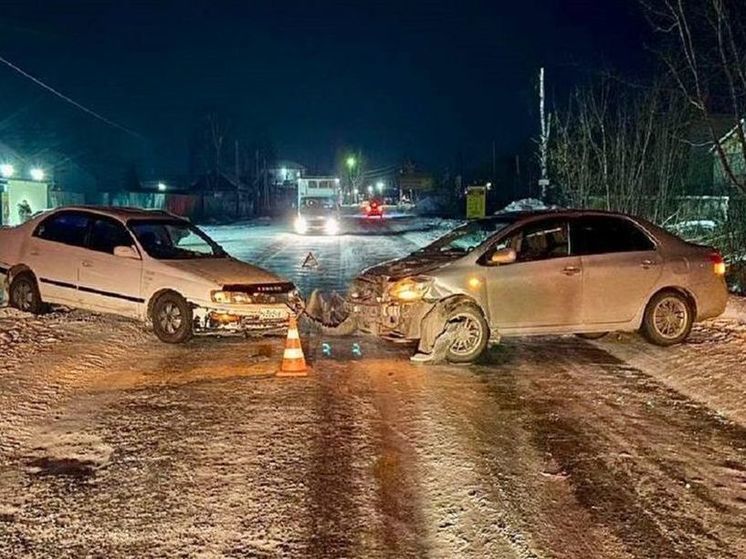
[641,291,693,346]
[152,292,193,344]
[445,304,490,364]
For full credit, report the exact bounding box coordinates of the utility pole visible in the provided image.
[539,67,550,201]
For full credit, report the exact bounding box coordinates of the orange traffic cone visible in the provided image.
[277,315,309,377]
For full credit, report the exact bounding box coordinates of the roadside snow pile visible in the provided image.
[497,198,550,213]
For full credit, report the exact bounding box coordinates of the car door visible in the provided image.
[482,218,584,330]
[25,211,92,304]
[77,215,144,317]
[571,215,663,325]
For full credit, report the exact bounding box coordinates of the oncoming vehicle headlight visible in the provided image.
[388,277,433,302]
[325,217,339,235]
[294,216,308,234]
[211,291,253,305]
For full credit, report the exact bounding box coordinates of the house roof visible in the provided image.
[713,118,745,151]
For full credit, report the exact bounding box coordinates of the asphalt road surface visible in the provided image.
[1,218,745,558]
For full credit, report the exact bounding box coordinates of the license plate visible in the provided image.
[259,308,288,320]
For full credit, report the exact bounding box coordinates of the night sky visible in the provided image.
[0,0,650,177]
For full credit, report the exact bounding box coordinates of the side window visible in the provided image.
[514,220,570,263]
[88,218,135,254]
[571,217,655,256]
[34,212,91,248]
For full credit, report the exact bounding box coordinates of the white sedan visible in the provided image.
[0,206,302,343]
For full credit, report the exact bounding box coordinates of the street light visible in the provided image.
[367,185,374,194]
[0,164,15,178]
[376,181,384,192]
[157,182,167,192]
[30,168,45,181]
[346,156,357,169]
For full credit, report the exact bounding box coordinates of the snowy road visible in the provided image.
[1,219,746,558]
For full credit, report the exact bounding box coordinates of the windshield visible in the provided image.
[420,218,515,255]
[299,197,337,216]
[128,219,226,260]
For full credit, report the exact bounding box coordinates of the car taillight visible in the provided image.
[709,252,726,276]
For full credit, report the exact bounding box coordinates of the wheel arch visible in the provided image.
[418,294,488,354]
[147,288,187,320]
[647,286,698,318]
[7,264,35,284]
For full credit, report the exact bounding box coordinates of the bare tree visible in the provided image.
[642,0,746,195]
[551,77,690,222]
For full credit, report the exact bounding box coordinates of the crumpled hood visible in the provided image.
[360,251,455,281]
[162,258,284,287]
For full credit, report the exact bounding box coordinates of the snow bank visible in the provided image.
[598,296,746,426]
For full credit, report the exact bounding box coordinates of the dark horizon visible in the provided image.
[0,0,652,178]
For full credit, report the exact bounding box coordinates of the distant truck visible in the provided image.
[294,176,341,235]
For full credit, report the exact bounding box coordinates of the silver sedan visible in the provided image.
[348,210,729,363]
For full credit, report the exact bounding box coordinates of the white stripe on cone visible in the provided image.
[287,329,300,340]
[283,347,305,359]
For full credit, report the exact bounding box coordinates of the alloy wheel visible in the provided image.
[652,296,689,340]
[450,314,484,356]
[158,302,183,335]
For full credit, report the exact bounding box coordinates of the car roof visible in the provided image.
[49,206,185,223]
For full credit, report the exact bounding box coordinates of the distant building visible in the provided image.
[268,160,306,190]
[713,119,746,191]
[397,162,434,202]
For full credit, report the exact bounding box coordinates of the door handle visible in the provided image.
[641,259,657,268]
[81,261,93,268]
[562,266,581,276]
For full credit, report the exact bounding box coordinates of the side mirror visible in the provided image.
[113,245,140,260]
[489,247,517,266]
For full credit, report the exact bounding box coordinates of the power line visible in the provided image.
[0,53,143,139]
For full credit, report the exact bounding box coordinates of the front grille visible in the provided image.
[222,282,297,305]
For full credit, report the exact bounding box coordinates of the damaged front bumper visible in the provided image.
[345,277,433,341]
[191,302,301,335]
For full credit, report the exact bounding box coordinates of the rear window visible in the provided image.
[34,212,91,248]
[571,216,655,256]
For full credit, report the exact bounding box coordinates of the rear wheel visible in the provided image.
[641,290,693,346]
[152,292,193,344]
[445,304,489,364]
[9,273,46,315]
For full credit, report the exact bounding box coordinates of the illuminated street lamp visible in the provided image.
[30,168,45,181]
[367,185,374,194]
[0,164,15,178]
[376,181,384,192]
[157,182,167,192]
[346,156,356,169]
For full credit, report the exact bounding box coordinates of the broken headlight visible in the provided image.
[211,290,253,305]
[388,277,433,302]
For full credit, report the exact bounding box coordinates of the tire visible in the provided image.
[641,290,693,347]
[9,273,46,315]
[151,292,193,344]
[576,332,608,340]
[445,303,490,364]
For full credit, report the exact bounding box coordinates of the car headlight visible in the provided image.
[211,291,253,304]
[325,217,339,235]
[294,216,308,234]
[388,277,433,302]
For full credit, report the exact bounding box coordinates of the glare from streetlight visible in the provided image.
[367,185,374,194]
[0,164,15,178]
[157,182,167,192]
[346,156,356,169]
[376,181,384,191]
[30,168,45,181]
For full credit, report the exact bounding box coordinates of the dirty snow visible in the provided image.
[1,219,746,558]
